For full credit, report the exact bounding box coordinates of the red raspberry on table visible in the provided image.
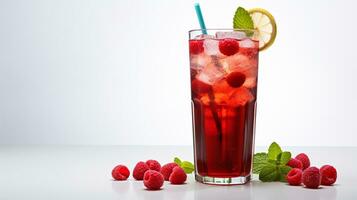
[287,168,302,186]
[287,158,303,170]
[191,79,212,94]
[226,72,246,88]
[295,153,310,170]
[320,165,337,185]
[169,166,187,184]
[219,38,239,56]
[143,170,164,190]
[160,163,179,181]
[133,161,149,180]
[189,40,204,55]
[146,160,161,171]
[112,165,130,181]
[302,167,321,189]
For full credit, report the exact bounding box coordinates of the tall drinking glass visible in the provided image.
[189,29,259,185]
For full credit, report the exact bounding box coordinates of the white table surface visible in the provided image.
[0,145,356,200]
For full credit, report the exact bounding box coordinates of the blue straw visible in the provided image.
[194,3,207,34]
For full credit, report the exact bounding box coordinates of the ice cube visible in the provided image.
[194,34,215,40]
[200,93,229,106]
[213,78,232,94]
[216,31,246,40]
[222,54,258,78]
[228,87,254,106]
[203,39,219,55]
[239,38,255,48]
[190,54,212,71]
[196,63,226,85]
[243,77,257,88]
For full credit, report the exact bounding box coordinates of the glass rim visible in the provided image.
[189,28,257,34]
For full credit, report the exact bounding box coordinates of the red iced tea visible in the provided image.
[190,30,258,184]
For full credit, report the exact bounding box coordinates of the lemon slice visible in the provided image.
[248,8,277,51]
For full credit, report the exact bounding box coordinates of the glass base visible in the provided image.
[195,173,250,185]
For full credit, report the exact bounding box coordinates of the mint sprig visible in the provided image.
[252,152,268,174]
[253,142,292,182]
[277,151,292,165]
[174,157,182,165]
[233,7,254,36]
[267,142,282,160]
[259,163,279,182]
[174,157,194,174]
[279,165,292,182]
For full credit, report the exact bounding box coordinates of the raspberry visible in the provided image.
[302,167,321,189]
[133,161,149,180]
[160,163,179,181]
[295,153,310,170]
[226,72,246,88]
[287,158,303,170]
[143,170,164,190]
[112,165,130,181]
[191,79,212,94]
[169,166,187,184]
[286,168,302,186]
[219,38,239,56]
[320,165,337,185]
[189,40,204,55]
[146,160,161,171]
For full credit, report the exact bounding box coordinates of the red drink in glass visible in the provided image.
[189,29,258,185]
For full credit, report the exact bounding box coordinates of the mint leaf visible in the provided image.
[259,164,279,182]
[233,7,254,36]
[257,142,293,182]
[278,165,292,182]
[180,161,195,174]
[233,7,254,29]
[268,159,277,165]
[268,142,282,160]
[253,152,268,174]
[173,157,194,174]
[277,151,291,165]
[174,157,182,165]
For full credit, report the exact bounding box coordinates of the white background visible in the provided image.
[0,0,356,146]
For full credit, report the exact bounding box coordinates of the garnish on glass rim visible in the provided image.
[233,6,277,51]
